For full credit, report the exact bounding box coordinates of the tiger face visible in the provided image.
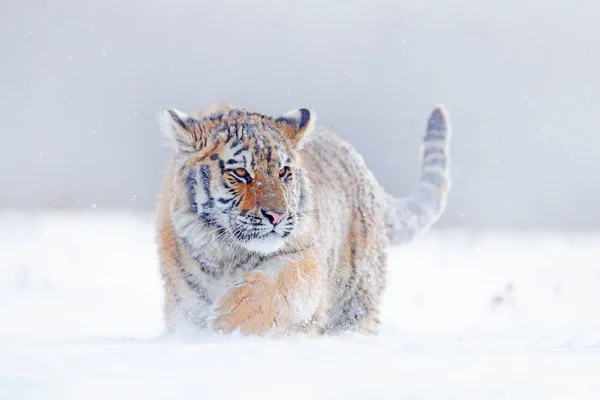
[160,105,315,254]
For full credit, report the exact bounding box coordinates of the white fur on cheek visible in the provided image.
[242,237,284,255]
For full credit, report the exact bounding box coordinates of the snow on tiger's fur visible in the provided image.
[156,103,451,335]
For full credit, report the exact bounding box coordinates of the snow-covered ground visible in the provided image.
[1,211,599,399]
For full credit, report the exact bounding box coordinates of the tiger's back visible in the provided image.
[300,129,390,332]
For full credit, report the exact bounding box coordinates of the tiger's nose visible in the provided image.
[261,209,287,226]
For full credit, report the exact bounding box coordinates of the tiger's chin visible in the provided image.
[241,236,285,255]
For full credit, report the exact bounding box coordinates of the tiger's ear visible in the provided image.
[275,108,315,148]
[158,109,201,153]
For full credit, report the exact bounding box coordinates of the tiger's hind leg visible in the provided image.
[355,252,387,334]
[325,252,386,335]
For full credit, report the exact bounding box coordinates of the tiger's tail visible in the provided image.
[387,105,451,245]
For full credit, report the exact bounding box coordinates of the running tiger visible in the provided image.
[156,103,451,335]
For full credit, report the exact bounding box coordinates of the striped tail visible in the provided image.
[388,105,451,245]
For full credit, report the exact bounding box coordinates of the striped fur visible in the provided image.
[388,106,451,244]
[156,104,451,336]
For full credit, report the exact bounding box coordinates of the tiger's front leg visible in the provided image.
[211,251,322,335]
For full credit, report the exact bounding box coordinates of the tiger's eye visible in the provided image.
[279,167,289,177]
[235,168,248,177]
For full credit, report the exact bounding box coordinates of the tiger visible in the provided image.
[156,103,451,336]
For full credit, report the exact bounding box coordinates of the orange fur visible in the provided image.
[156,103,451,336]
[213,253,319,335]
[156,163,181,332]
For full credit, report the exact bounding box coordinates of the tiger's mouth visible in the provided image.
[238,233,285,254]
[229,224,289,254]
[232,228,279,242]
[215,210,296,254]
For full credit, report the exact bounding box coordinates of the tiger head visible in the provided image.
[159,104,315,255]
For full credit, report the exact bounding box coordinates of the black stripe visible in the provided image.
[181,238,224,279]
[234,145,249,156]
[231,137,244,149]
[233,197,243,209]
[168,110,189,130]
[185,170,198,214]
[249,255,267,270]
[425,158,446,169]
[179,267,212,303]
[208,113,223,122]
[225,124,236,144]
[424,148,444,158]
[198,212,219,228]
[199,164,214,208]
[424,131,446,141]
[232,254,254,272]
[197,257,223,278]
[266,146,272,162]
[241,123,254,139]
[174,246,211,304]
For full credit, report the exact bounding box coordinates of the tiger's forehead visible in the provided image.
[219,134,291,174]
[184,106,297,168]
[198,107,281,139]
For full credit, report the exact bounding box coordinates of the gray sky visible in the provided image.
[1,0,598,229]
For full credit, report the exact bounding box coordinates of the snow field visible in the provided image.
[1,211,599,399]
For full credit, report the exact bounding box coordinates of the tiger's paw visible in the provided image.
[211,271,290,336]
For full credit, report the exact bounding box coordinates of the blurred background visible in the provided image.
[3,4,600,394]
[1,0,598,230]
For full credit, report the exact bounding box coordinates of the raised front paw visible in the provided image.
[211,271,290,335]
